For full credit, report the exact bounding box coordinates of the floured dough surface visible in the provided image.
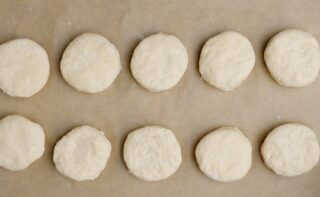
[261,123,320,177]
[123,125,182,181]
[0,115,45,171]
[195,127,252,182]
[264,29,320,87]
[61,33,121,93]
[131,33,188,92]
[53,125,112,181]
[199,31,255,91]
[0,39,50,97]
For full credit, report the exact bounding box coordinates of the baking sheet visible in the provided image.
[0,0,320,196]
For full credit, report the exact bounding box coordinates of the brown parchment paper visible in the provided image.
[0,0,320,196]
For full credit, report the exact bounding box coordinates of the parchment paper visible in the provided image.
[0,0,320,196]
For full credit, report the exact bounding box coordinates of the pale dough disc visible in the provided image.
[199,31,255,91]
[261,123,320,177]
[123,125,182,181]
[53,125,112,181]
[0,39,50,97]
[195,127,252,182]
[61,33,121,93]
[131,33,188,92]
[0,115,45,171]
[264,29,320,87]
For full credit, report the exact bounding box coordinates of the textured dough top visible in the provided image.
[0,39,50,97]
[53,125,112,181]
[123,125,182,181]
[131,33,188,92]
[261,123,320,176]
[61,33,121,93]
[196,127,252,182]
[264,29,320,87]
[200,31,255,91]
[0,115,45,171]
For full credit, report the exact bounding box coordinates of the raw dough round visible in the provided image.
[0,39,50,97]
[199,31,255,91]
[195,127,252,182]
[53,125,112,181]
[264,29,320,87]
[61,33,121,93]
[0,115,45,171]
[131,33,188,92]
[261,123,320,177]
[123,125,182,181]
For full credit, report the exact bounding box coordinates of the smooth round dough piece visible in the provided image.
[195,127,252,182]
[123,126,182,181]
[261,123,320,177]
[53,125,112,181]
[0,115,45,171]
[131,33,188,92]
[0,39,50,97]
[264,29,320,87]
[199,31,255,91]
[61,33,121,93]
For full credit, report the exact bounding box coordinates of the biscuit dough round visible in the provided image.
[61,33,121,93]
[199,31,255,91]
[0,115,45,171]
[261,123,320,177]
[0,39,50,97]
[53,125,112,181]
[123,126,182,181]
[264,29,320,87]
[131,33,188,92]
[195,127,252,182]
